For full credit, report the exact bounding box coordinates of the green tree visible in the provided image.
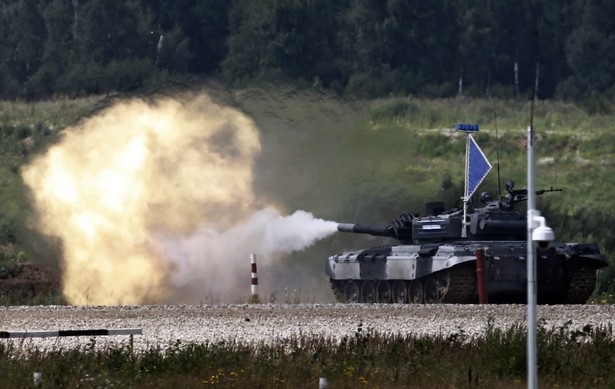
[148,0,230,73]
[66,0,154,93]
[28,0,76,96]
[2,0,47,99]
[223,0,283,81]
[224,0,343,87]
[535,0,576,98]
[0,2,20,97]
[562,0,615,98]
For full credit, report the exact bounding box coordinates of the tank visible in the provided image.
[326,180,608,304]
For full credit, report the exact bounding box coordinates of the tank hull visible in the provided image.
[326,241,606,304]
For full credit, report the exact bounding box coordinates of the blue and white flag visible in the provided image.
[465,135,492,199]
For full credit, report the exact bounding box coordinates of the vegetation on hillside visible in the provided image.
[1,0,615,101]
[0,90,613,303]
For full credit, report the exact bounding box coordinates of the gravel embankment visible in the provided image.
[2,304,614,352]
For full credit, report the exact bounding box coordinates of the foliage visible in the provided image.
[2,1,615,100]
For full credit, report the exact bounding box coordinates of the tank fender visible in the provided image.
[573,254,608,268]
[559,243,608,268]
[433,244,478,268]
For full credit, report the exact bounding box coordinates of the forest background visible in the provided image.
[2,0,615,100]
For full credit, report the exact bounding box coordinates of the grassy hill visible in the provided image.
[1,85,613,302]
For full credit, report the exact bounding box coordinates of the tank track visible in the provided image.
[561,265,598,304]
[329,262,477,304]
[437,262,477,303]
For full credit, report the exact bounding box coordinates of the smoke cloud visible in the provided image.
[22,93,337,305]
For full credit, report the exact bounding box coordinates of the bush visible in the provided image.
[0,221,16,245]
[370,98,418,124]
[58,61,105,95]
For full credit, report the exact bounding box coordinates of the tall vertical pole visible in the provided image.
[527,125,538,389]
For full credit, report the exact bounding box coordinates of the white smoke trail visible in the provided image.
[159,208,338,299]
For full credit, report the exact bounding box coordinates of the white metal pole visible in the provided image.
[527,125,538,389]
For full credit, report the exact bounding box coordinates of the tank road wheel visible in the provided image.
[424,278,440,304]
[436,271,450,300]
[438,263,477,303]
[392,280,407,303]
[344,281,360,303]
[409,280,424,304]
[376,281,391,303]
[361,281,376,303]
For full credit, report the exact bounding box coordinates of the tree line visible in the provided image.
[1,0,614,100]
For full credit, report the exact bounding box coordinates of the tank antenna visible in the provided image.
[493,99,502,198]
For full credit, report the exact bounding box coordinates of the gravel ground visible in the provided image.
[2,304,614,352]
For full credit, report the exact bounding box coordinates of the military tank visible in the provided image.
[327,126,608,305]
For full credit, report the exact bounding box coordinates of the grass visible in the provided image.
[0,289,65,306]
[0,96,110,129]
[1,321,615,388]
[369,96,615,133]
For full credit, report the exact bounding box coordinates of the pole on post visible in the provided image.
[475,248,488,304]
[250,253,259,301]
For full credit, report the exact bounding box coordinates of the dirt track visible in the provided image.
[2,304,614,352]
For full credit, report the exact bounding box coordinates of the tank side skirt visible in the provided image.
[327,241,605,304]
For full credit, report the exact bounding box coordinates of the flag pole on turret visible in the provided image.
[456,124,492,238]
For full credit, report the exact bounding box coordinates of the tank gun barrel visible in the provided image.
[337,223,395,237]
[536,187,563,195]
[503,182,564,205]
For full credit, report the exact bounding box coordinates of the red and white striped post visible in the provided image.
[250,253,258,299]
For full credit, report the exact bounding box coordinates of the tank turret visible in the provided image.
[337,181,563,244]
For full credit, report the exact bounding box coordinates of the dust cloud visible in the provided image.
[22,93,337,305]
